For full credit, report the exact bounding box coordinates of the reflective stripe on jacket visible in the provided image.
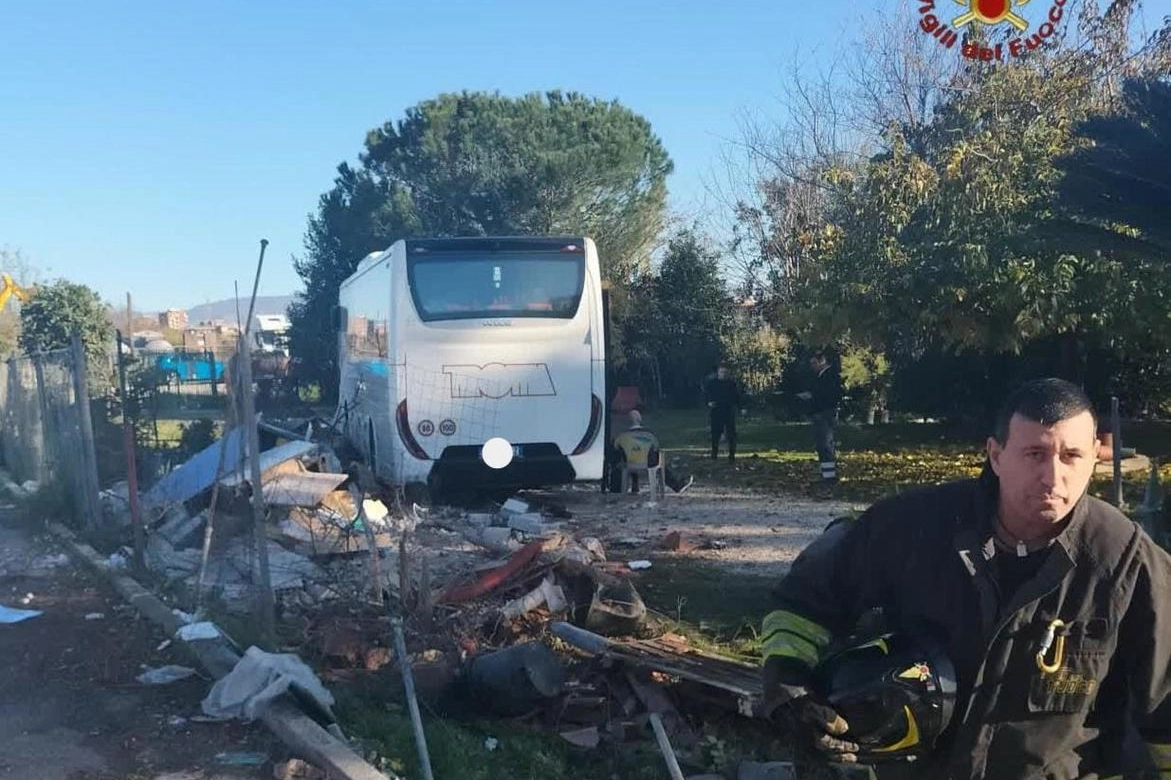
[763,470,1171,779]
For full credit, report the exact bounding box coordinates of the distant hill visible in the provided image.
[186,295,295,325]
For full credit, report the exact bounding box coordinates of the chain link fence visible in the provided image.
[0,343,102,529]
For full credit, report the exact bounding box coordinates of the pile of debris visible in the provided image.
[100,425,814,778]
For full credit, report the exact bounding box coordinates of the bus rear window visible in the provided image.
[407,252,585,322]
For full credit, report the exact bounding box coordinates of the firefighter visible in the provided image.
[796,350,842,484]
[704,363,744,461]
[759,378,1171,779]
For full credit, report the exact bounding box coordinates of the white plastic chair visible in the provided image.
[620,460,666,503]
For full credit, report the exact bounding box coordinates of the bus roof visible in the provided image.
[404,236,588,254]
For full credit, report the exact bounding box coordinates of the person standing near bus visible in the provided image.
[705,363,743,461]
[797,350,842,484]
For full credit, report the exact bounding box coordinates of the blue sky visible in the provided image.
[2,0,1168,313]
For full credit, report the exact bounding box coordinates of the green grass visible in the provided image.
[635,558,771,660]
[334,688,668,780]
[642,407,1171,509]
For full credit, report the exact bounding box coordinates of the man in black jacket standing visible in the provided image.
[798,351,842,483]
[704,363,742,461]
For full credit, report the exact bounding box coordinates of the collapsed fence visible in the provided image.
[0,336,102,529]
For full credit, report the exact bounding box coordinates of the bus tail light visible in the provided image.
[571,394,603,455]
[396,400,431,460]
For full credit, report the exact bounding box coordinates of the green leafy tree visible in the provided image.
[737,1,1171,416]
[839,342,892,424]
[18,279,113,387]
[622,229,731,405]
[289,90,673,398]
[720,319,790,399]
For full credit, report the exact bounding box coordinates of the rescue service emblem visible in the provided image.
[898,662,932,683]
[916,0,1070,61]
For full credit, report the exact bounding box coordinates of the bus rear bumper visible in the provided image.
[430,444,577,491]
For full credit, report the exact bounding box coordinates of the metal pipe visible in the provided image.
[244,239,268,338]
[550,621,611,655]
[392,617,434,780]
[648,712,686,780]
[243,236,268,334]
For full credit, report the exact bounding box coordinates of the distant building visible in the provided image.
[159,309,188,330]
[182,323,240,353]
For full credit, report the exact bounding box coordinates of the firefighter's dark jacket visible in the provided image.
[761,468,1171,779]
[809,365,841,414]
[704,376,742,412]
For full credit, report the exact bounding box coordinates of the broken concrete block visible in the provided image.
[465,513,494,528]
[479,526,520,551]
[507,513,544,534]
[737,762,798,780]
[156,510,207,550]
[501,498,529,515]
[145,534,201,580]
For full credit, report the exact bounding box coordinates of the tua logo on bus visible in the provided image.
[443,363,557,399]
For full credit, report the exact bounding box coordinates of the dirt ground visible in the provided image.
[526,481,859,578]
[0,506,287,780]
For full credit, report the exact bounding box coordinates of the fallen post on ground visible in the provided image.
[551,621,764,717]
[39,516,400,780]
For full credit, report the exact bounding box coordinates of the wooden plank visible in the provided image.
[624,669,698,749]
[278,508,395,557]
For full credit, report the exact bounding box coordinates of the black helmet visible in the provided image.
[812,632,957,763]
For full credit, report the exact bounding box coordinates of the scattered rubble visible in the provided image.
[97,419,796,776]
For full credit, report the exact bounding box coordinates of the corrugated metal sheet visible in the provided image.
[262,471,348,507]
[219,440,319,488]
[144,427,245,507]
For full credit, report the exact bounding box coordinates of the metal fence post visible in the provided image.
[116,330,146,572]
[208,349,218,398]
[237,332,275,645]
[70,334,103,531]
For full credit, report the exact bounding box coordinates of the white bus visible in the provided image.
[334,236,606,497]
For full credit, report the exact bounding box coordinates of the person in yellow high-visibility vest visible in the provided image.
[611,411,692,494]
